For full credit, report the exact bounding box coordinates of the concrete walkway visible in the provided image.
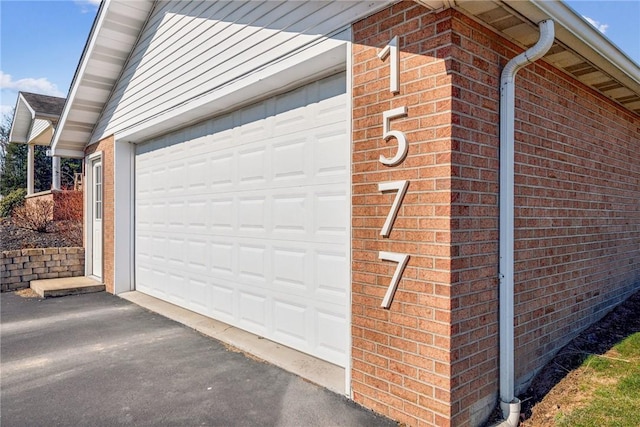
[0,292,394,427]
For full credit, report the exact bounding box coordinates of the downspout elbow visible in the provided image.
[495,399,521,427]
[501,20,555,85]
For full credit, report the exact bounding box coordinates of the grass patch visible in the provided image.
[556,332,640,427]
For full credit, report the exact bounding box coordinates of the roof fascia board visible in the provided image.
[19,93,37,118]
[414,0,448,11]
[53,148,86,159]
[51,0,110,156]
[88,0,156,144]
[8,94,34,144]
[34,113,60,121]
[502,0,640,94]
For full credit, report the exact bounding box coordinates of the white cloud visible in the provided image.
[0,71,64,97]
[75,0,100,14]
[583,15,609,34]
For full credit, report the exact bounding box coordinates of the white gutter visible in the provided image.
[497,19,554,427]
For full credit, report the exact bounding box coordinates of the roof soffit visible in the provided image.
[53,0,639,156]
[450,0,640,115]
[52,0,155,156]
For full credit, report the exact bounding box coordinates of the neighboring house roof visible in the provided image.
[9,92,66,146]
[20,92,66,117]
[52,0,640,157]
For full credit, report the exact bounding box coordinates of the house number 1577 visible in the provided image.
[377,36,410,309]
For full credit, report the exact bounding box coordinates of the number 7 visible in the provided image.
[379,251,410,309]
[378,180,409,237]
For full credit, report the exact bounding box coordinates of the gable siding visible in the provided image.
[92,0,377,142]
[28,119,50,143]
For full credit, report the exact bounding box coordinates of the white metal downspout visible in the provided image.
[498,19,554,426]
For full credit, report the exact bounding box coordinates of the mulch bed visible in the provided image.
[519,289,640,424]
[485,289,640,425]
[0,218,82,252]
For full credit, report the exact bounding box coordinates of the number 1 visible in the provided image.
[378,35,400,94]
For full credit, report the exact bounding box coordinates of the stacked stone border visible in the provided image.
[1,247,84,292]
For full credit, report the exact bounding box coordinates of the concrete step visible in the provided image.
[30,277,105,298]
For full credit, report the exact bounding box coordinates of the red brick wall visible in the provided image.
[448,11,640,425]
[353,3,639,427]
[352,3,457,426]
[447,13,503,426]
[85,136,115,294]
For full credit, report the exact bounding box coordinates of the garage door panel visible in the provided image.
[273,299,309,344]
[167,272,188,306]
[167,237,185,266]
[210,241,234,276]
[238,197,267,232]
[186,239,208,271]
[136,74,348,366]
[239,102,271,135]
[272,247,308,291]
[210,198,234,230]
[315,130,349,177]
[238,291,269,334]
[187,158,208,191]
[210,289,235,324]
[150,202,167,229]
[186,199,209,230]
[210,154,234,188]
[185,276,209,314]
[150,235,166,263]
[238,243,268,283]
[272,194,308,234]
[166,162,186,194]
[139,266,169,299]
[315,191,349,236]
[167,201,187,230]
[238,147,267,184]
[316,309,348,365]
[316,249,349,298]
[272,137,308,181]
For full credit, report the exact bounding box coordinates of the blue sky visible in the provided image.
[1,0,639,120]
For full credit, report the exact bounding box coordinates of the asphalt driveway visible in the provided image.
[1,291,394,427]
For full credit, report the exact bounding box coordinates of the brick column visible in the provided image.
[351,3,456,426]
[85,136,115,293]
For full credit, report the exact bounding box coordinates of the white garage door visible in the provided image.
[135,73,349,366]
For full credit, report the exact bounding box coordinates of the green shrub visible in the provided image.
[0,188,27,217]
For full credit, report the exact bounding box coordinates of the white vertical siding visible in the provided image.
[92,1,376,142]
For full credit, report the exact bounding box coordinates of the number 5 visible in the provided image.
[379,251,410,309]
[378,180,409,237]
[380,106,408,166]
